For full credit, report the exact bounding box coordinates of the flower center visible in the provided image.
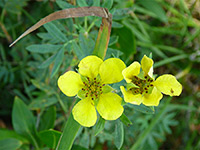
[131,75,154,95]
[82,77,103,100]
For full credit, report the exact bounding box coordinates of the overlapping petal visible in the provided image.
[153,74,182,96]
[141,55,153,75]
[97,93,124,120]
[122,61,140,83]
[78,55,103,79]
[99,58,126,84]
[72,97,97,127]
[120,86,143,105]
[143,87,163,106]
[58,71,83,96]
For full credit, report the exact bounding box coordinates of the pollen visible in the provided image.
[131,75,154,95]
[83,77,103,100]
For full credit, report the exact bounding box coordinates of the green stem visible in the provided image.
[56,113,80,150]
[130,97,171,150]
[93,9,112,59]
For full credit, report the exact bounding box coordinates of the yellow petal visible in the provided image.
[141,55,154,75]
[153,74,182,96]
[78,55,103,79]
[120,86,143,105]
[97,93,124,120]
[72,97,97,127]
[99,58,126,84]
[122,61,140,83]
[58,71,83,97]
[143,87,163,106]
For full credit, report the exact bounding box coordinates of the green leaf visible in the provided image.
[56,113,81,150]
[44,22,67,43]
[128,104,155,114]
[137,0,167,22]
[12,97,39,148]
[120,113,132,126]
[39,106,56,131]
[114,120,124,149]
[29,97,58,110]
[113,26,136,61]
[102,0,113,9]
[56,0,76,9]
[72,145,88,150]
[105,48,123,59]
[94,116,105,136]
[72,41,85,60]
[31,79,54,94]
[38,53,57,69]
[51,47,64,78]
[102,85,113,93]
[109,36,119,46]
[77,0,88,7]
[26,44,62,54]
[39,129,61,149]
[0,129,29,143]
[0,138,22,150]
[92,0,100,6]
[112,21,124,28]
[154,54,188,68]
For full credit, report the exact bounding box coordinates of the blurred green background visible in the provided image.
[0,0,200,150]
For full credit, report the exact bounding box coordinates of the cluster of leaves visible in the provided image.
[0,0,200,150]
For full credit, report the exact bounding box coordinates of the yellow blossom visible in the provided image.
[120,55,182,106]
[58,55,126,127]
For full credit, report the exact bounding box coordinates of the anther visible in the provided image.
[145,76,147,79]
[145,91,148,93]
[103,84,105,86]
[82,88,85,91]
[150,84,153,87]
[144,87,147,90]
[92,97,94,100]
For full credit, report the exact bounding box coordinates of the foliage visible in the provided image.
[0,0,200,150]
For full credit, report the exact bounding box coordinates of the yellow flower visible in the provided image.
[120,55,182,106]
[58,55,126,127]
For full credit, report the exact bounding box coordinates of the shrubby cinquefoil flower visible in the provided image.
[58,55,126,127]
[120,55,182,106]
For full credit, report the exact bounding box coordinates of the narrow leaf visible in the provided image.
[51,47,64,78]
[102,0,113,10]
[120,113,132,126]
[44,22,67,43]
[39,129,61,149]
[114,120,124,149]
[94,116,105,136]
[39,106,56,131]
[26,44,62,54]
[56,113,81,150]
[137,0,167,22]
[77,0,88,7]
[38,53,57,69]
[12,97,39,148]
[0,129,29,143]
[128,104,155,114]
[0,138,22,150]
